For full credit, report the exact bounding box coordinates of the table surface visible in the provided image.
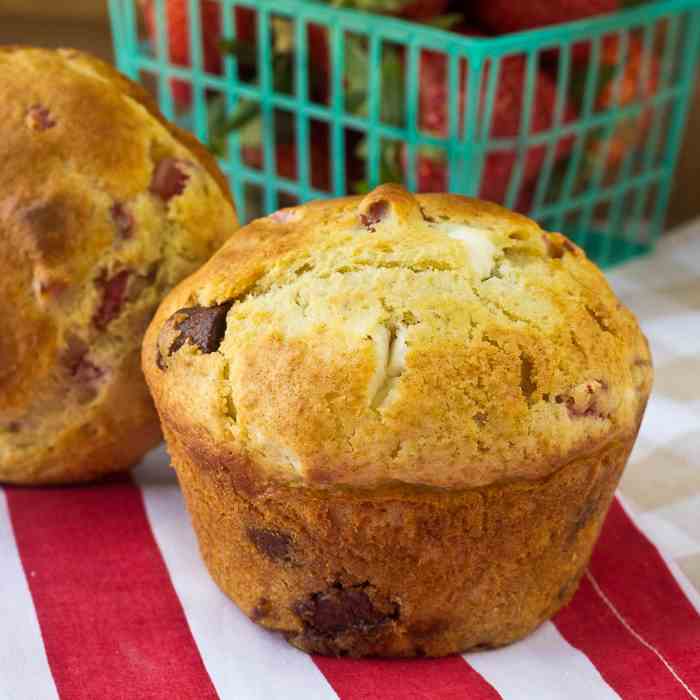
[607,220,700,594]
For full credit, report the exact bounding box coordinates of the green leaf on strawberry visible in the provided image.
[569,63,617,111]
[353,140,405,193]
[424,13,465,30]
[218,38,257,67]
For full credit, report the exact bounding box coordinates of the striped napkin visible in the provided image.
[2,223,699,699]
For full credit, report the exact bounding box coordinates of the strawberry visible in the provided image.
[242,141,331,193]
[407,36,577,205]
[399,151,533,212]
[579,35,661,170]
[327,0,449,19]
[399,0,450,20]
[470,0,619,35]
[141,0,255,107]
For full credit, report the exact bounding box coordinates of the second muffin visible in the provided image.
[143,185,652,657]
[0,47,238,483]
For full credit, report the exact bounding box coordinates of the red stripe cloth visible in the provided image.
[555,499,700,698]
[5,480,700,699]
[5,478,218,700]
[315,655,502,700]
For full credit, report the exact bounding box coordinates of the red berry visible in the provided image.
[93,270,131,330]
[110,202,134,239]
[142,1,255,107]
[415,41,577,205]
[398,0,449,20]
[242,139,331,193]
[26,104,56,131]
[150,159,191,201]
[471,0,619,34]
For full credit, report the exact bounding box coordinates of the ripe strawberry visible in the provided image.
[470,0,619,35]
[399,0,450,20]
[412,38,577,205]
[242,140,331,193]
[581,35,661,170]
[327,0,449,19]
[141,0,255,107]
[411,151,535,212]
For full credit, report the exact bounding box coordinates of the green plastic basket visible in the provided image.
[110,0,700,267]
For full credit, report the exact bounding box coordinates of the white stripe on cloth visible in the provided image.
[134,450,338,700]
[633,511,700,561]
[618,495,700,615]
[464,621,620,700]
[0,492,59,700]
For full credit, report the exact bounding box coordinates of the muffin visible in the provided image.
[143,184,652,657]
[0,47,238,484]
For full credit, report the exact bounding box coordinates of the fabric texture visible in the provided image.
[0,223,698,699]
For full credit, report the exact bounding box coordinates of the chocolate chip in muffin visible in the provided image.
[93,269,131,330]
[150,158,191,201]
[26,104,56,131]
[22,199,69,262]
[111,202,134,239]
[360,200,389,230]
[294,582,399,639]
[247,527,294,563]
[168,303,232,355]
[419,205,436,223]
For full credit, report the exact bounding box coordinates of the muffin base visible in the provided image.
[167,429,635,657]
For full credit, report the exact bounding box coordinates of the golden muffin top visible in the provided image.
[145,184,652,491]
[0,47,238,482]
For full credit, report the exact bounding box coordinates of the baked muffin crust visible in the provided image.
[145,184,651,491]
[0,47,238,483]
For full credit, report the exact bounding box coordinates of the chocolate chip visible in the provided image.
[247,527,293,562]
[4,422,21,434]
[419,205,436,223]
[22,199,69,261]
[360,200,389,230]
[150,159,191,201]
[111,202,134,239]
[294,582,399,639]
[168,303,231,355]
[26,105,56,131]
[93,270,131,330]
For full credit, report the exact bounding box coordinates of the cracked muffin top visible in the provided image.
[0,47,238,483]
[144,184,652,491]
